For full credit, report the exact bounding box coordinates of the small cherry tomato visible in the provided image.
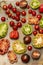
[39,29,43,34]
[21,11,26,16]
[27,46,32,51]
[27,5,30,9]
[34,25,39,30]
[12,8,17,13]
[16,11,20,16]
[13,25,18,30]
[9,21,15,27]
[32,11,36,16]
[10,31,19,39]
[16,1,20,6]
[28,10,32,14]
[33,31,37,36]
[8,4,13,9]
[8,13,12,17]
[1,17,6,21]
[6,9,10,14]
[17,22,22,28]
[11,16,16,19]
[15,16,20,21]
[21,18,26,23]
[37,14,42,20]
[3,5,7,10]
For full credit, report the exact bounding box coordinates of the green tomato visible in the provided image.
[0,22,8,38]
[22,24,32,35]
[32,34,43,48]
[30,0,40,9]
[39,18,43,28]
[12,40,27,54]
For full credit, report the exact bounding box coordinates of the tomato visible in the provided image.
[8,13,12,17]
[15,16,20,21]
[1,17,6,21]
[33,31,37,36]
[16,11,20,16]
[10,31,19,39]
[28,10,32,14]
[9,21,15,27]
[8,4,13,9]
[34,25,39,30]
[21,18,26,23]
[37,14,42,20]
[39,4,43,13]
[11,16,16,19]
[32,11,36,16]
[3,5,7,10]
[16,1,20,6]
[17,22,22,28]
[39,29,43,34]
[12,8,17,13]
[13,25,18,30]
[27,5,30,9]
[21,11,26,16]
[6,9,10,14]
[27,46,32,51]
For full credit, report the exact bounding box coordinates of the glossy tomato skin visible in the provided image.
[32,11,36,16]
[13,25,18,30]
[9,21,15,27]
[27,46,32,51]
[17,22,22,28]
[39,4,43,13]
[1,17,6,21]
[21,11,26,16]
[3,5,7,10]
[21,54,30,63]
[37,14,42,20]
[34,25,39,30]
[33,31,37,36]
[10,31,19,39]
[21,18,26,23]
[8,4,13,9]
[12,8,17,13]
[28,9,32,14]
[16,1,20,6]
[39,29,43,34]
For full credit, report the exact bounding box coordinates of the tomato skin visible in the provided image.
[1,17,6,21]
[10,31,19,39]
[37,14,42,20]
[39,4,43,13]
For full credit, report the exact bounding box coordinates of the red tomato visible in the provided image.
[32,11,36,16]
[37,14,42,20]
[9,21,15,27]
[15,16,20,21]
[8,13,12,17]
[13,25,18,30]
[12,8,17,13]
[28,10,32,14]
[33,31,37,36]
[16,1,20,6]
[3,5,7,10]
[27,46,32,51]
[1,17,6,21]
[8,4,13,9]
[10,31,19,39]
[39,4,43,13]
[6,9,10,14]
[17,22,22,28]
[21,11,26,16]
[11,16,16,19]
[27,5,30,9]
[16,11,20,16]
[21,18,26,23]
[39,29,43,34]
[34,25,39,30]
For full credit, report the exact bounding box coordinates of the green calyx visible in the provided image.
[12,40,27,54]
[39,18,43,28]
[0,22,8,38]
[22,24,32,35]
[30,0,40,9]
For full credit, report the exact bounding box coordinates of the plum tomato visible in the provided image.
[37,14,42,20]
[21,18,26,23]
[9,21,15,27]
[1,17,6,21]
[10,31,19,39]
